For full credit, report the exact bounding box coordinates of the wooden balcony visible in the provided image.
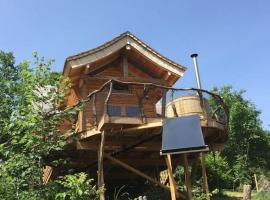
[75,79,228,149]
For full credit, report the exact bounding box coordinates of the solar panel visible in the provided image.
[160,115,208,155]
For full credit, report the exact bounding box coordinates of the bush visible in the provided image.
[205,152,234,190]
[54,173,101,200]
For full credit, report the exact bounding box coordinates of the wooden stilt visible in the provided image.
[165,154,179,200]
[183,154,192,200]
[98,130,105,200]
[200,152,209,196]
[243,185,251,200]
[191,153,199,184]
[254,174,259,192]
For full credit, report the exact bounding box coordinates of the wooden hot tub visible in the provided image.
[166,94,228,150]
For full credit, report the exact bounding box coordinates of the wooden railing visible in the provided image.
[75,79,228,132]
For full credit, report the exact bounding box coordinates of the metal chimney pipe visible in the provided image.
[191,53,202,89]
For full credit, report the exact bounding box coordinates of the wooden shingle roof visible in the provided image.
[63,31,186,78]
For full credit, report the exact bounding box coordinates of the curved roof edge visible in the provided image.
[63,31,187,77]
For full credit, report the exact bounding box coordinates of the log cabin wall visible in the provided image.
[76,55,165,129]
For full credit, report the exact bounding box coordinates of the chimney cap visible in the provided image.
[190,53,198,58]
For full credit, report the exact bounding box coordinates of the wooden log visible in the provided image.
[242,184,251,200]
[77,140,162,151]
[183,154,192,200]
[104,81,113,116]
[200,152,209,196]
[98,130,105,200]
[104,153,168,190]
[81,80,88,131]
[121,121,162,133]
[254,174,259,192]
[165,154,179,200]
[85,75,168,85]
[92,94,97,127]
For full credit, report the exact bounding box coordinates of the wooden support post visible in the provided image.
[165,154,179,200]
[243,185,251,200]
[183,154,192,200]
[98,130,105,200]
[104,81,113,117]
[254,174,259,192]
[81,79,88,131]
[78,111,83,132]
[191,153,199,184]
[92,94,97,127]
[161,90,167,118]
[200,152,209,196]
[104,153,168,190]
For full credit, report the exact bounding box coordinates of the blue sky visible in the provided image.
[0,0,269,129]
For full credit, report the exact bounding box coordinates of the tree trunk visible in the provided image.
[242,184,251,200]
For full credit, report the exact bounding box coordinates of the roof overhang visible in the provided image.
[63,32,186,80]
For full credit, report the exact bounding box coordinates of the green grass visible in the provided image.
[212,190,270,200]
[222,190,243,198]
[253,191,270,200]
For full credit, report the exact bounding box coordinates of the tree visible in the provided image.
[212,86,270,187]
[0,51,99,199]
[205,152,234,190]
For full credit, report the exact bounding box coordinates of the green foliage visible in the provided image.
[205,152,234,190]
[0,51,96,199]
[253,192,270,200]
[109,185,133,200]
[55,173,101,200]
[212,86,270,187]
[138,185,169,200]
[174,153,233,193]
[107,184,170,200]
[192,186,212,200]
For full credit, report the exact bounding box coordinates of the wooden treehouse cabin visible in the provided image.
[44,32,228,199]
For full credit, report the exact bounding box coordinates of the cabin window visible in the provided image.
[108,105,121,116]
[112,82,129,93]
[125,106,141,117]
